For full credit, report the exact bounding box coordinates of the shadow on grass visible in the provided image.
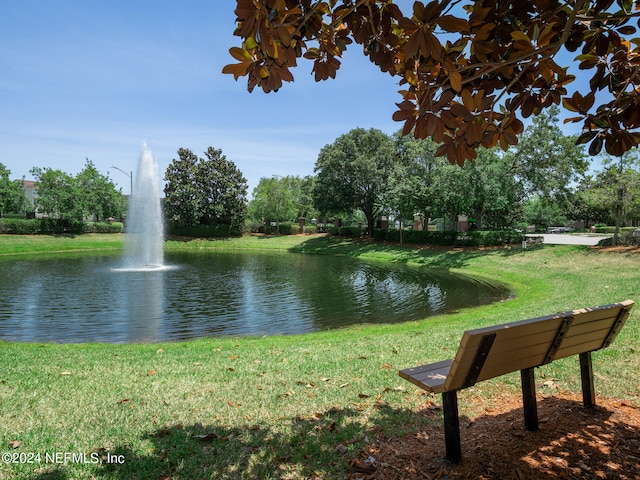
[289,236,539,270]
[78,403,438,480]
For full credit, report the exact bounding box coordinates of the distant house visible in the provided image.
[17,180,42,217]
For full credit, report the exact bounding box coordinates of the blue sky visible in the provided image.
[1,1,587,195]
[0,1,408,194]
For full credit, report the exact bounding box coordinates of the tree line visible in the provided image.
[245,107,639,236]
[0,159,126,229]
[2,106,638,238]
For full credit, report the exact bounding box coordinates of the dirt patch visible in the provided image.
[591,245,640,253]
[347,393,640,479]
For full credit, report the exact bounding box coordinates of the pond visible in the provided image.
[0,251,510,343]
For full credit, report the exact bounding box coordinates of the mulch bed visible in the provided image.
[347,392,640,479]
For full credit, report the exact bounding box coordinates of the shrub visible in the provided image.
[261,222,297,235]
[597,231,640,246]
[330,226,363,237]
[244,221,263,234]
[83,222,124,234]
[0,218,40,234]
[373,228,522,246]
[594,226,636,234]
[0,219,125,235]
[456,230,524,246]
[168,224,242,238]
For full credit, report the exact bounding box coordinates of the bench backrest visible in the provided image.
[443,300,634,392]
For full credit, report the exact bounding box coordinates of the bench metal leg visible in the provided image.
[442,390,462,463]
[580,352,596,407]
[520,367,538,431]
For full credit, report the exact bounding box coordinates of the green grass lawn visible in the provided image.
[0,234,638,479]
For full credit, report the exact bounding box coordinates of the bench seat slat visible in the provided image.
[399,359,452,393]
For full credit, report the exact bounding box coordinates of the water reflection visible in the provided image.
[120,269,164,342]
[0,251,510,343]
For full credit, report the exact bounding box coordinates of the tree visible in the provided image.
[598,149,640,242]
[505,106,589,210]
[572,175,612,227]
[523,194,569,230]
[164,147,248,231]
[76,159,126,222]
[390,132,443,227]
[428,162,470,227]
[313,128,397,236]
[0,164,26,216]
[462,148,524,230]
[29,167,82,221]
[249,175,315,228]
[225,1,640,164]
[390,135,522,230]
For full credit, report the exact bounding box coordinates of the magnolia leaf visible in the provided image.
[222,62,250,80]
[229,47,251,62]
[589,135,604,156]
[437,15,470,33]
[449,69,463,92]
[510,30,531,43]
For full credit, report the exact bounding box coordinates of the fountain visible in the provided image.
[120,143,166,271]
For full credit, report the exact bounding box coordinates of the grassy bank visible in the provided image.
[0,234,638,479]
[0,234,124,256]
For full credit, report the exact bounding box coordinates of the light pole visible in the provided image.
[111,166,133,196]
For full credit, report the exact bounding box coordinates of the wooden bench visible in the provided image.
[399,300,634,463]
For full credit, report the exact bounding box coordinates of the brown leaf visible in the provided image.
[222,62,250,80]
[449,69,463,92]
[9,440,21,449]
[147,369,156,376]
[437,15,470,33]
